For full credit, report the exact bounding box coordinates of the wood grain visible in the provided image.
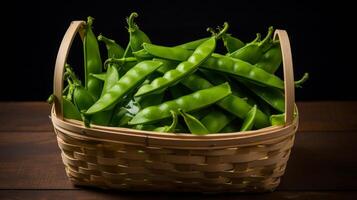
[0,102,52,132]
[0,190,356,200]
[1,131,356,190]
[1,102,356,132]
[296,101,357,131]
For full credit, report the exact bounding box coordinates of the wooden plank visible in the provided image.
[0,131,356,190]
[0,102,52,132]
[0,132,73,189]
[1,101,357,132]
[296,101,357,131]
[0,190,356,200]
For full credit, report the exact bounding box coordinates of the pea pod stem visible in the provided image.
[206,22,229,39]
[127,12,139,33]
[295,73,309,88]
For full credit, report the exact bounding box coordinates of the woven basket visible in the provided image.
[51,21,298,193]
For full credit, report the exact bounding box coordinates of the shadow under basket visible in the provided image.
[51,20,299,193]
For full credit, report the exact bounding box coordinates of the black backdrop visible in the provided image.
[4,0,355,101]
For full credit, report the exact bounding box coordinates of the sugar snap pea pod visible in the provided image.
[83,17,103,100]
[138,92,164,108]
[141,44,191,61]
[179,109,209,135]
[270,113,285,126]
[134,36,217,97]
[62,96,82,121]
[222,33,245,53]
[127,12,151,52]
[254,41,282,73]
[132,49,153,60]
[104,57,138,67]
[200,69,257,106]
[229,27,274,64]
[98,34,124,59]
[174,37,210,50]
[153,111,178,133]
[169,84,191,99]
[201,109,235,133]
[154,61,269,128]
[90,73,106,81]
[86,61,162,114]
[202,54,284,89]
[100,65,119,96]
[141,43,284,89]
[73,86,95,112]
[220,123,237,133]
[240,105,257,131]
[129,82,232,125]
[243,81,285,112]
[90,66,120,126]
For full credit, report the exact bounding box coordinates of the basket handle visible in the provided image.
[274,30,295,125]
[53,21,86,119]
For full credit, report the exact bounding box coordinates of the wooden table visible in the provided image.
[0,101,356,199]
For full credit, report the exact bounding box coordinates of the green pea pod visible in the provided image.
[179,109,209,135]
[153,111,178,133]
[270,113,285,126]
[220,123,237,133]
[201,109,235,133]
[132,49,153,60]
[110,107,128,126]
[133,124,157,131]
[169,84,191,99]
[242,80,285,112]
[105,57,139,76]
[129,82,232,125]
[200,69,257,106]
[142,43,191,61]
[174,37,210,50]
[97,34,125,59]
[240,105,257,131]
[134,36,217,97]
[91,66,120,126]
[83,17,103,100]
[127,12,151,52]
[222,33,245,53]
[180,73,269,128]
[254,42,282,73]
[73,86,95,112]
[229,27,274,64]
[90,73,106,81]
[62,96,82,121]
[203,54,284,90]
[141,44,284,89]
[139,93,164,108]
[86,60,162,114]
[153,59,269,128]
[100,65,119,96]
[118,113,134,127]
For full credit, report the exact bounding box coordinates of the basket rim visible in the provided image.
[51,105,298,149]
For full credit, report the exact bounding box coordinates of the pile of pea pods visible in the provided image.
[50,13,308,135]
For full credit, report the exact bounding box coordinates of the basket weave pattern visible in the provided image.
[55,127,295,192]
[51,21,298,192]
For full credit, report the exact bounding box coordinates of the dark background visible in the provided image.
[4,0,355,101]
